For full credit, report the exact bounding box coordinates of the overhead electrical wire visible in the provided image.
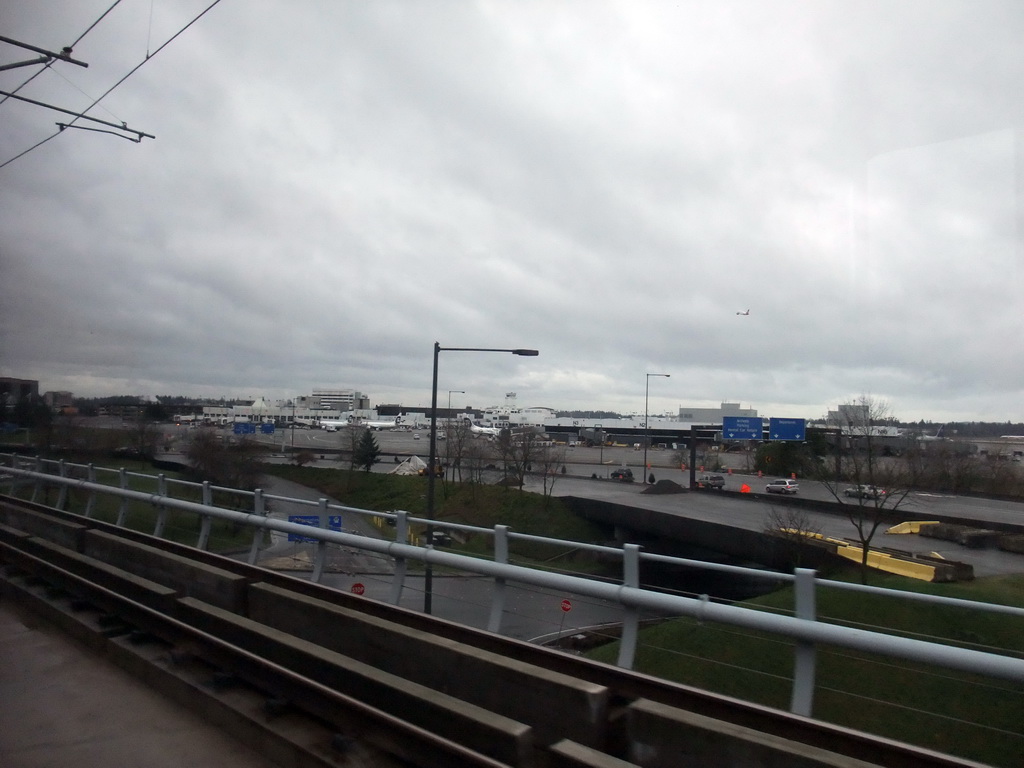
[0,0,125,107]
[0,0,226,171]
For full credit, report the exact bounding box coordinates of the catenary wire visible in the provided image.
[0,0,225,170]
[0,0,125,107]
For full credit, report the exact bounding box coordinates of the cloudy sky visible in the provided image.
[2,1,1022,422]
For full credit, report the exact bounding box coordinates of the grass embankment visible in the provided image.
[587,571,1024,767]
[264,464,609,568]
[11,460,259,553]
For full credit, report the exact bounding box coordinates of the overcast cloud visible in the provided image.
[2,1,1022,422]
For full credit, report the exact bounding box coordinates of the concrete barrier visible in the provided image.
[247,582,609,748]
[549,739,640,767]
[13,536,179,614]
[0,503,87,552]
[627,699,878,767]
[175,596,534,767]
[82,530,248,613]
[0,521,32,549]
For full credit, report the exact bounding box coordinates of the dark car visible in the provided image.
[698,474,725,490]
[610,468,635,482]
[844,484,885,499]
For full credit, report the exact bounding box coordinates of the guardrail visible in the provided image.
[3,452,1024,722]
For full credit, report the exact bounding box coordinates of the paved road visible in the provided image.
[255,475,634,642]
[162,425,1024,581]
[518,473,1024,579]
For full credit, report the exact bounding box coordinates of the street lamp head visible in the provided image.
[511,349,539,356]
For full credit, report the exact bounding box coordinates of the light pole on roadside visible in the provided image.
[426,344,538,614]
[644,373,670,484]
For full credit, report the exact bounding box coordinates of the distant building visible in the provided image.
[300,389,370,411]
[0,377,39,405]
[44,391,75,411]
[676,402,759,423]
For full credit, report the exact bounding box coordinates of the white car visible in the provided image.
[766,479,799,494]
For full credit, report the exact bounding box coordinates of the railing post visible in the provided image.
[487,525,511,634]
[115,468,129,527]
[152,474,168,538]
[617,543,642,669]
[56,460,68,510]
[389,511,410,605]
[790,567,818,717]
[196,481,213,550]
[30,456,42,503]
[84,464,97,518]
[309,498,329,582]
[247,489,267,565]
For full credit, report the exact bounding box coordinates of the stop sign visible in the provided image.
[560,599,572,613]
[351,583,365,595]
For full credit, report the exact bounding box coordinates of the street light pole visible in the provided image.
[644,373,670,484]
[425,344,539,614]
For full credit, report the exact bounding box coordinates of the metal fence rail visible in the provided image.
[3,452,1024,723]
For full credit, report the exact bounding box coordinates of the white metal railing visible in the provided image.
[3,453,1024,722]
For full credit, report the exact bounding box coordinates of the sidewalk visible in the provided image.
[0,599,279,768]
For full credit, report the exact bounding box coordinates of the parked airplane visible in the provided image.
[319,414,355,432]
[463,417,502,438]
[318,414,407,431]
[359,414,406,431]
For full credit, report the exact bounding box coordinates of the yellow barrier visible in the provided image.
[835,544,938,581]
[885,521,941,535]
[777,528,942,581]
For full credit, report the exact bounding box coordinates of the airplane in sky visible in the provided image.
[736,309,750,316]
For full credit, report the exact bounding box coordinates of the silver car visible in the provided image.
[766,478,799,494]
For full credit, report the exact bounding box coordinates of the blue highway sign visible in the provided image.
[722,416,763,440]
[287,514,343,542]
[769,417,806,441]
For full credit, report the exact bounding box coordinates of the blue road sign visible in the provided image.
[287,514,343,542]
[260,423,275,434]
[769,417,806,441]
[233,422,256,435]
[722,416,763,440]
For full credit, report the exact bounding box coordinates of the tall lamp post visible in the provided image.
[644,373,670,484]
[425,343,539,614]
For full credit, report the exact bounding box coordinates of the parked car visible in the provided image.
[765,478,799,494]
[610,468,635,482]
[697,474,725,490]
[844,484,885,499]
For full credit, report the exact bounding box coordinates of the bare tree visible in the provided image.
[496,429,546,490]
[462,439,495,491]
[532,437,568,507]
[443,418,472,482]
[763,506,824,569]
[819,396,912,583]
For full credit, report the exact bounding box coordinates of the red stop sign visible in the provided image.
[351,583,365,595]
[561,599,572,613]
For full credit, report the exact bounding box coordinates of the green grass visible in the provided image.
[587,571,1024,767]
[9,459,258,553]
